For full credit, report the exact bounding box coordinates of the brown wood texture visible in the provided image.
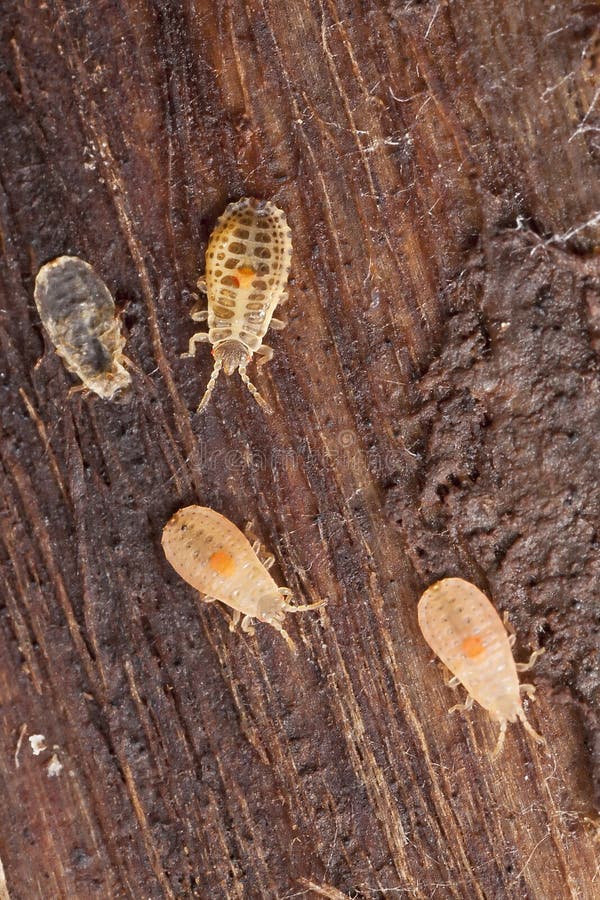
[1,1,600,898]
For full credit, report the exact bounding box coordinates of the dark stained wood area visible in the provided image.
[0,1,599,897]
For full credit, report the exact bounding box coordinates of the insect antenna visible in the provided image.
[239,366,273,414]
[197,358,223,412]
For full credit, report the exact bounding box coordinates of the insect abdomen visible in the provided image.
[205,198,292,351]
[162,506,277,617]
[418,578,520,719]
[34,255,131,399]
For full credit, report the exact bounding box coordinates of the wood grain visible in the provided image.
[0,1,599,897]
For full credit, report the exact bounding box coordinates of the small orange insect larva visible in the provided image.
[182,197,292,414]
[418,577,545,758]
[161,506,325,650]
[34,256,131,399]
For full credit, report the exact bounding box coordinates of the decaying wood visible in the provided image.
[0,1,599,897]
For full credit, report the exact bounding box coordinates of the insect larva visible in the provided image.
[418,577,545,758]
[161,506,325,650]
[34,255,131,400]
[182,197,292,413]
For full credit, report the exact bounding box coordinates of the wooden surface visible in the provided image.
[1,1,599,897]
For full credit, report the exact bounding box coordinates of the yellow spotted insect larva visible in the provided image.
[182,197,292,413]
[418,578,545,758]
[34,255,131,400]
[161,506,325,650]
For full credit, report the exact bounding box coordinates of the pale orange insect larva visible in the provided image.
[418,578,545,758]
[161,506,325,651]
[182,197,292,413]
[34,256,131,399]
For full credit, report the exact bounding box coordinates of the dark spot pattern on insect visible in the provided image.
[182,197,292,414]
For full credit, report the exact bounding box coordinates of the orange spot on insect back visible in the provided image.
[209,550,236,577]
[461,635,485,659]
[235,266,255,288]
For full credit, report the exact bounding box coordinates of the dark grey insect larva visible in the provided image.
[34,255,131,399]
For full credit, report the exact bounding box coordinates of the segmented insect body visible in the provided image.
[161,506,324,650]
[34,256,131,399]
[184,197,292,413]
[418,578,544,757]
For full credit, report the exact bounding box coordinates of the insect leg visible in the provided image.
[516,648,545,671]
[517,707,545,745]
[197,358,223,412]
[67,383,89,398]
[269,318,286,330]
[274,623,297,653]
[244,523,276,569]
[243,523,261,553]
[190,308,208,323]
[229,610,241,632]
[502,611,517,647]
[181,332,210,358]
[519,683,536,699]
[197,276,207,293]
[449,695,474,714]
[446,675,461,689]
[238,366,273,414]
[253,543,275,569]
[255,346,274,368]
[241,615,256,636]
[491,720,508,760]
[118,354,142,374]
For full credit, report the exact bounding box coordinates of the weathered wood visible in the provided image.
[1,1,599,897]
